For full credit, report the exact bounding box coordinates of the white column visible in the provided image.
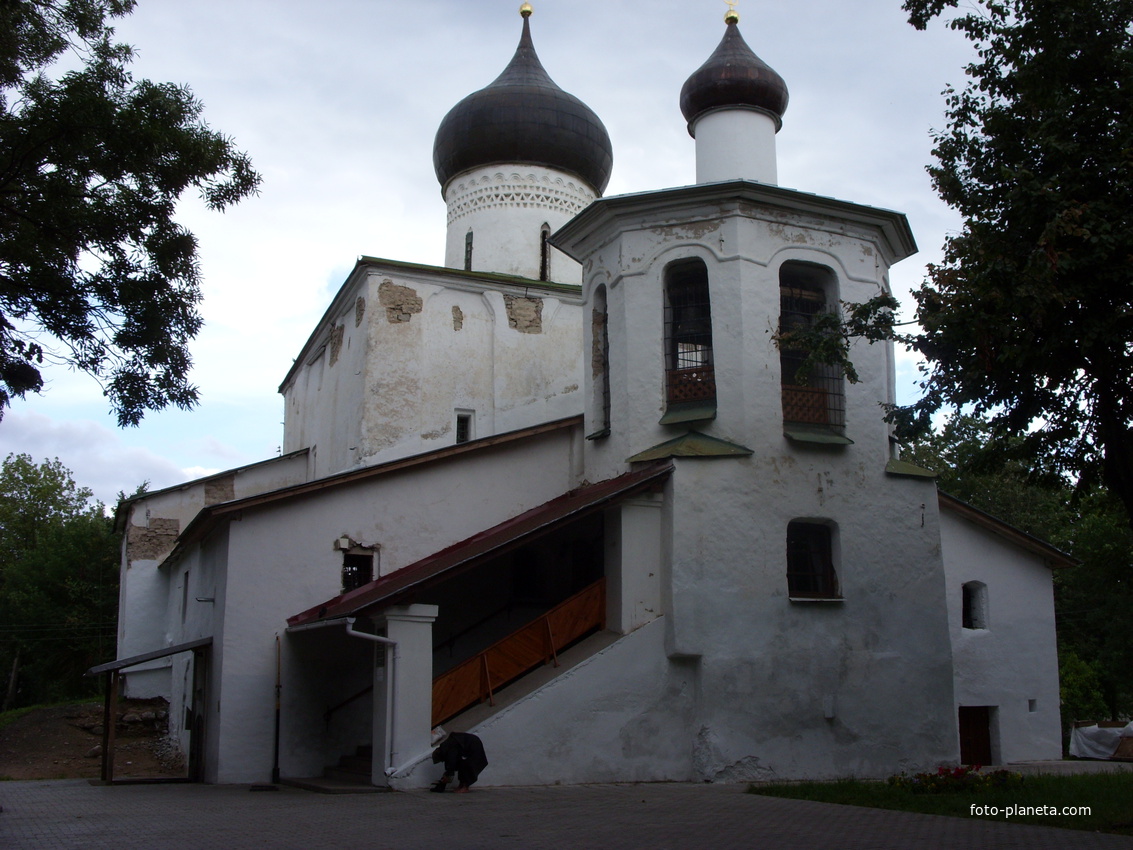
[371,604,438,784]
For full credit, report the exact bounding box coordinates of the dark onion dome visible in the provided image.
[679,17,789,135]
[433,8,613,195]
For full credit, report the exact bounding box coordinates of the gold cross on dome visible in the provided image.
[724,1,740,23]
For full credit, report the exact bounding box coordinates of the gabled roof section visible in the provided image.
[939,491,1076,569]
[112,449,309,533]
[162,416,583,569]
[279,255,582,392]
[287,461,673,629]
[86,637,212,677]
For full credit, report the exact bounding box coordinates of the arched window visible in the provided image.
[962,581,988,629]
[779,263,844,429]
[663,259,715,421]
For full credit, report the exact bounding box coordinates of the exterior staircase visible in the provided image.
[281,745,386,794]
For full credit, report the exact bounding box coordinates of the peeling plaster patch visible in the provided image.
[328,323,345,366]
[452,305,464,331]
[712,756,778,783]
[421,423,452,440]
[204,474,235,506]
[504,294,543,334]
[355,296,365,327]
[127,517,180,562]
[562,384,578,393]
[379,279,423,323]
[767,222,812,245]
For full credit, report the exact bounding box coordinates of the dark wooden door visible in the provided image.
[958,705,993,765]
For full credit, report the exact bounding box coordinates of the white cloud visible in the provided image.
[0,411,190,505]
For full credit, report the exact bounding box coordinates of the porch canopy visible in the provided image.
[287,462,672,629]
[84,637,212,784]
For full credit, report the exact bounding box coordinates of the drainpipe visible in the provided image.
[342,618,399,771]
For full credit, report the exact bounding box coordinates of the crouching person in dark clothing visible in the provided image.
[430,729,488,793]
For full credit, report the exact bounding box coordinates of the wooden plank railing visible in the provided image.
[431,578,606,727]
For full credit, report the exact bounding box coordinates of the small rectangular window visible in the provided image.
[342,553,373,593]
[787,521,839,599]
[455,411,473,444]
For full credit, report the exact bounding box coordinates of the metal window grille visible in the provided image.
[779,283,845,427]
[464,230,473,271]
[786,522,838,598]
[664,266,715,404]
[455,413,472,444]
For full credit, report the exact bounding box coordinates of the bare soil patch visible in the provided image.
[0,698,185,781]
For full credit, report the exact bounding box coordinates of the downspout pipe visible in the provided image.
[341,618,400,772]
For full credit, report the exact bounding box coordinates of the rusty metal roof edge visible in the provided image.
[287,461,674,628]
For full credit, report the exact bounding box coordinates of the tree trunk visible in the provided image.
[3,650,20,712]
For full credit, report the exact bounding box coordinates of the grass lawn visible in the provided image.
[748,770,1133,835]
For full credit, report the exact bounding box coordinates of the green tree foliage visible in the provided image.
[0,453,120,708]
[0,0,260,425]
[895,0,1133,525]
[901,0,1133,522]
[782,0,1133,526]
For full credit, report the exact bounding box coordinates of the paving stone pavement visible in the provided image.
[2,779,1132,850]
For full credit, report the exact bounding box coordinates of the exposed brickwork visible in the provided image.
[328,324,345,366]
[355,296,366,327]
[204,474,235,506]
[504,294,543,334]
[127,517,180,562]
[452,305,464,331]
[379,280,423,323]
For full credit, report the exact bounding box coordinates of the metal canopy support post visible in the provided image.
[100,670,119,783]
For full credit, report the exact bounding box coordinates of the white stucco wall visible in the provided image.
[281,264,585,479]
[190,424,583,784]
[118,452,308,700]
[443,165,595,283]
[940,508,1062,763]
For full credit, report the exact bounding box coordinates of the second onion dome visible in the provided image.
[679,15,789,134]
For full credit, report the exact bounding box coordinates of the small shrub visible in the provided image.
[887,764,1024,794]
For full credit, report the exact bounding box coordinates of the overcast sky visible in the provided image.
[0,0,975,505]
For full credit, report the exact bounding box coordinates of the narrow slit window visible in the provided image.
[539,223,551,281]
[464,230,474,271]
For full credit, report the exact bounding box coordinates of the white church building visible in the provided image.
[107,6,1070,788]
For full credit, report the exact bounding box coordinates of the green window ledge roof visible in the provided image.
[628,430,753,463]
[659,402,717,426]
[885,458,938,479]
[783,426,853,446]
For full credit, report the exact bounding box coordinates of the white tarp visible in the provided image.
[1069,721,1133,759]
